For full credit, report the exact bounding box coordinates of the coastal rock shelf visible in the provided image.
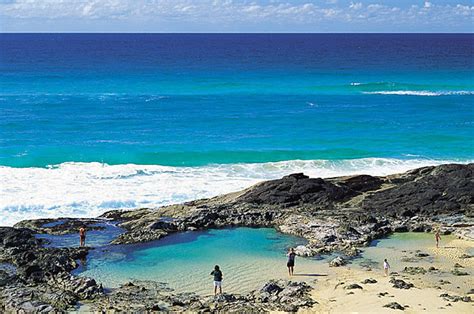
[1,163,473,312]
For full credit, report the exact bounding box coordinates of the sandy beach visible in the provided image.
[307,236,473,313]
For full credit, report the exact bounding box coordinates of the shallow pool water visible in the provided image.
[36,222,123,248]
[75,227,326,294]
[355,232,455,269]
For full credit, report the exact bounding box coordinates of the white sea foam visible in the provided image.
[0,158,470,226]
[363,90,474,96]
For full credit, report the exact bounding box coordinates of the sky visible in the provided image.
[0,0,473,33]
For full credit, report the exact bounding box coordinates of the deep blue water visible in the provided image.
[0,34,473,225]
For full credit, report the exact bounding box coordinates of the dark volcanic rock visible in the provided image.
[362,278,378,284]
[384,302,405,310]
[90,280,315,313]
[14,218,106,235]
[4,163,474,312]
[390,278,414,289]
[362,164,474,217]
[0,227,39,248]
[345,283,363,290]
[0,227,102,312]
[237,173,355,206]
[337,175,383,193]
[440,293,472,303]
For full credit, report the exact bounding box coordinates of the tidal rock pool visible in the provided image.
[36,221,123,248]
[74,227,326,295]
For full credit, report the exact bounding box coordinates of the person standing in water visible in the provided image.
[435,230,441,248]
[383,259,390,276]
[287,248,296,276]
[210,265,223,295]
[79,226,86,247]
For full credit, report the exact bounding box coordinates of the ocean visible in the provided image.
[1,33,473,226]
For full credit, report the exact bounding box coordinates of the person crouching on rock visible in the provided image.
[287,248,296,276]
[211,265,223,295]
[383,259,390,276]
[79,226,86,247]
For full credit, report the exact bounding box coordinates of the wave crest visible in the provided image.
[0,158,471,226]
[363,90,474,96]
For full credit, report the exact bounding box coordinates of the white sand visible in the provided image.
[301,236,474,313]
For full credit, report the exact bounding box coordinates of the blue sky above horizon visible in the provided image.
[0,1,473,33]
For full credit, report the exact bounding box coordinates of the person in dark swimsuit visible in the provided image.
[287,248,296,276]
[210,265,223,295]
[79,226,86,247]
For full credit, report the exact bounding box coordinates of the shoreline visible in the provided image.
[1,163,473,312]
[311,234,474,313]
[3,157,473,227]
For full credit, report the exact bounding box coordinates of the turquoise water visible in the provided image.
[1,34,473,225]
[75,227,322,294]
[355,232,451,269]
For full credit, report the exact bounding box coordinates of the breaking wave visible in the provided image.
[363,90,474,96]
[1,158,471,226]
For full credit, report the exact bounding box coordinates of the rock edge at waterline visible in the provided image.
[1,163,473,312]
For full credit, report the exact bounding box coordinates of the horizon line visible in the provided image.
[1,31,473,34]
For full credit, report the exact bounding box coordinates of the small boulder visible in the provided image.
[294,245,313,257]
[329,256,347,267]
[345,284,363,290]
[384,302,405,310]
[403,266,426,275]
[361,278,377,284]
[451,269,469,276]
[389,278,414,289]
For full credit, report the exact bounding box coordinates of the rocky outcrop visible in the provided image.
[89,280,315,313]
[383,302,405,310]
[3,163,474,312]
[92,163,474,251]
[362,164,474,217]
[0,227,103,312]
[390,278,414,289]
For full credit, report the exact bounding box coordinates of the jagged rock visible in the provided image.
[237,173,355,206]
[294,245,314,257]
[440,293,472,303]
[384,302,405,310]
[213,293,236,302]
[260,281,284,295]
[2,163,473,312]
[362,164,474,217]
[362,278,377,284]
[415,252,429,257]
[329,256,347,267]
[345,284,363,290]
[403,266,427,275]
[390,278,414,289]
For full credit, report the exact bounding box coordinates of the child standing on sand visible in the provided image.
[210,265,223,295]
[383,259,390,276]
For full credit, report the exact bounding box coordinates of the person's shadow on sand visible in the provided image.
[292,273,328,277]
